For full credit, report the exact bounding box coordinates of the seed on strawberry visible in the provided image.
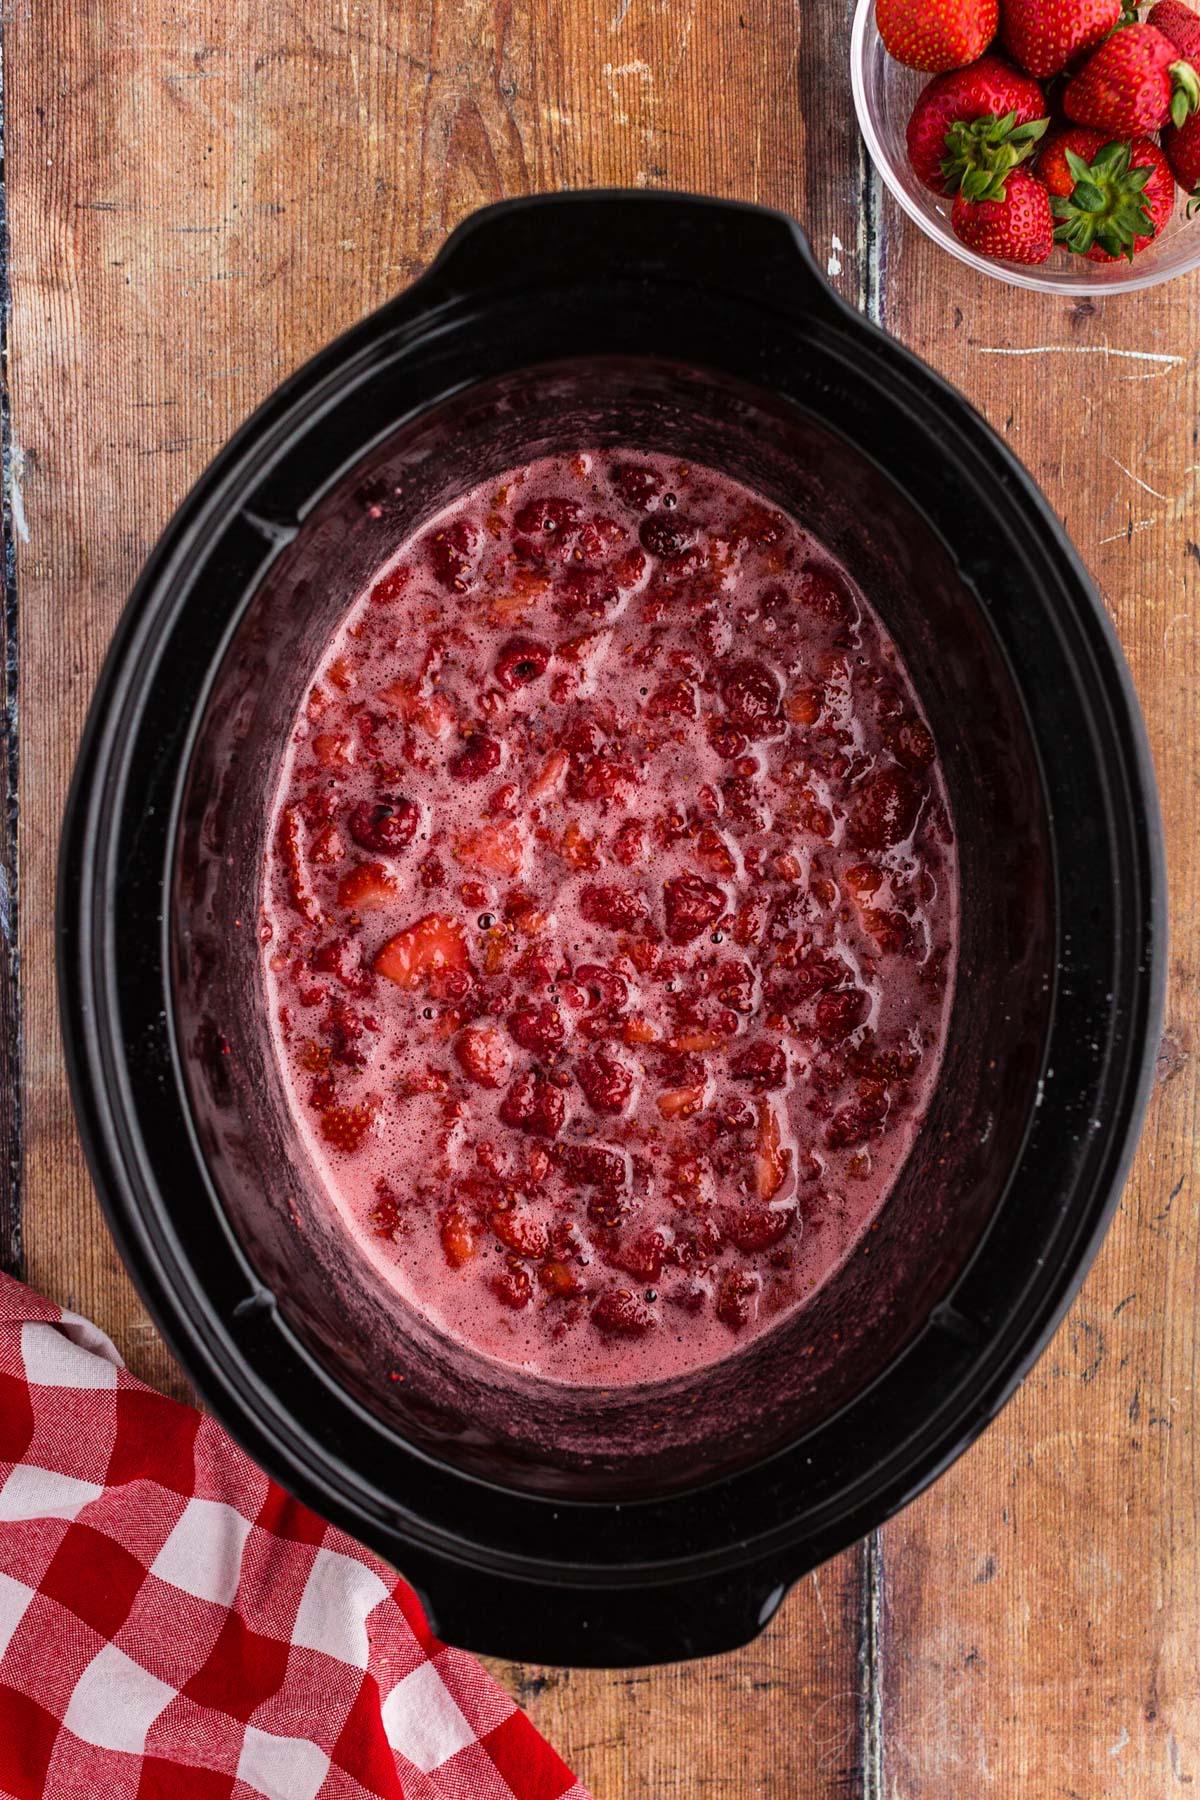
[1001,0,1121,79]
[951,164,1056,261]
[1165,106,1200,204]
[495,636,551,690]
[878,0,998,72]
[455,1025,512,1089]
[906,57,1050,200]
[1064,23,1200,134]
[1042,129,1175,258]
[576,1049,636,1116]
[374,912,470,988]
[499,1069,567,1138]
[1151,0,1200,61]
[591,1288,656,1336]
[319,1098,378,1154]
[663,872,727,944]
[579,883,649,930]
[508,1002,567,1059]
[347,796,420,855]
[337,861,400,911]
[448,732,502,782]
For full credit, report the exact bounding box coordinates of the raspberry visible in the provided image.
[576,1049,635,1116]
[555,1141,628,1187]
[720,660,782,737]
[892,715,936,772]
[729,1040,788,1090]
[639,515,695,559]
[848,767,923,851]
[613,1226,668,1283]
[715,1268,761,1331]
[312,936,373,997]
[454,1026,512,1089]
[663,873,726,945]
[610,463,662,509]
[514,496,581,541]
[645,679,698,719]
[722,1201,796,1252]
[426,517,477,590]
[797,561,856,625]
[508,1002,566,1059]
[449,733,502,781]
[815,988,869,1042]
[579,884,648,930]
[591,1289,656,1335]
[492,1266,533,1309]
[500,1070,567,1138]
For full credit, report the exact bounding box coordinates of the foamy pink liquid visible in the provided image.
[263,451,958,1388]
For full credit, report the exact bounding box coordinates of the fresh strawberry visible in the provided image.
[373,912,470,988]
[336,861,400,911]
[906,57,1050,197]
[878,0,998,71]
[1064,23,1200,134]
[1001,0,1121,78]
[1042,128,1175,256]
[952,163,1056,258]
[1149,0,1200,62]
[1164,107,1200,202]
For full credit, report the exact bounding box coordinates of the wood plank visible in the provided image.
[5,0,874,1788]
[877,232,1200,1795]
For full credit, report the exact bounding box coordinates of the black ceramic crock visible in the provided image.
[58,192,1165,1667]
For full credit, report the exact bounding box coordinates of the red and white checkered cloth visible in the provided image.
[0,1272,590,1800]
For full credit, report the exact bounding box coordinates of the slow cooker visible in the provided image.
[58,192,1164,1666]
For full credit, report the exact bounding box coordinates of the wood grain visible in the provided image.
[3,0,1196,1792]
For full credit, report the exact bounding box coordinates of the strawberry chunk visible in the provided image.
[490,1205,550,1259]
[723,1200,796,1252]
[554,1141,628,1188]
[319,1098,379,1154]
[426,517,477,590]
[815,988,870,1042]
[753,1099,791,1200]
[439,1206,478,1269]
[373,913,470,989]
[492,1266,533,1309]
[449,732,502,782]
[455,822,525,877]
[337,862,400,911]
[720,660,782,737]
[454,1025,512,1090]
[715,1268,761,1332]
[277,807,319,924]
[730,1040,788,1091]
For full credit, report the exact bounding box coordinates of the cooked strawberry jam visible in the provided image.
[263,451,958,1387]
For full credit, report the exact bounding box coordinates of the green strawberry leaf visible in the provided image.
[1170,61,1200,129]
[939,112,1051,202]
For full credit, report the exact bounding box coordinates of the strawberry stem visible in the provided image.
[1049,138,1157,261]
[941,111,1049,204]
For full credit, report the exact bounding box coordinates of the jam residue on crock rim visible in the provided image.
[262,450,958,1388]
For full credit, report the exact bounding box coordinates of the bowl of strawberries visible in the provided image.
[851,0,1200,287]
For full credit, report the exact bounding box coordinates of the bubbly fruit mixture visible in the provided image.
[262,452,958,1387]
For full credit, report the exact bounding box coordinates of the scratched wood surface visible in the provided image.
[3,0,1196,1793]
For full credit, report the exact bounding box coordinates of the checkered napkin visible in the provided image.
[0,1273,589,1800]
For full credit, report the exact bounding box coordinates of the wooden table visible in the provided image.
[5,2,1196,1792]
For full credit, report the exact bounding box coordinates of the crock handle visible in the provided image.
[418,190,844,322]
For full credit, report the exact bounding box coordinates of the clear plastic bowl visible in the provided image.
[851,0,1200,293]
